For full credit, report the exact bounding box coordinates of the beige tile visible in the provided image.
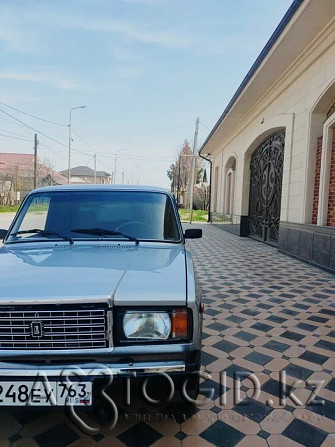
[255,346,283,358]
[181,436,215,447]
[96,438,127,447]
[152,437,181,447]
[20,411,65,437]
[232,358,264,373]
[267,434,305,446]
[236,435,268,447]
[323,358,335,371]
[230,347,253,358]
[0,411,21,438]
[68,439,96,447]
[218,410,260,435]
[283,346,306,358]
[293,408,335,433]
[201,335,222,346]
[321,435,335,446]
[260,408,294,434]
[299,335,319,347]
[206,358,231,373]
[181,410,217,435]
[249,336,269,347]
[12,440,39,447]
[265,358,289,372]
[147,418,180,436]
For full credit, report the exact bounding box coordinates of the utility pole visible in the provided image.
[93,154,97,183]
[122,171,125,184]
[34,133,38,189]
[189,117,199,223]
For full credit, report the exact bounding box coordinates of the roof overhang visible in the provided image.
[200,0,335,155]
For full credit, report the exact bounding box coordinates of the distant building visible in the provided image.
[60,166,112,184]
[200,0,335,273]
[0,153,67,205]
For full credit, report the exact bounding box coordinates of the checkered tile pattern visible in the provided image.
[1,224,335,446]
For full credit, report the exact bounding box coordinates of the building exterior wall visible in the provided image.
[206,12,335,272]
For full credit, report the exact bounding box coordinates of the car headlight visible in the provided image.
[124,312,171,340]
[117,308,191,343]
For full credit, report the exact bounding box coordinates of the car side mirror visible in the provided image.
[184,228,202,239]
[0,229,8,240]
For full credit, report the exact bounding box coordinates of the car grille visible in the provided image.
[0,304,108,350]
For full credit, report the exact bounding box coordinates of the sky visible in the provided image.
[0,0,293,187]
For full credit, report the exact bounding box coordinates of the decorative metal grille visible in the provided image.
[248,131,285,244]
[0,304,108,350]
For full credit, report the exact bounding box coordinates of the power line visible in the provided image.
[0,100,67,127]
[0,107,68,148]
[71,128,96,153]
[0,128,33,139]
[0,133,32,142]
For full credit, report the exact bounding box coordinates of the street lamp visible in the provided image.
[114,149,126,184]
[68,105,86,184]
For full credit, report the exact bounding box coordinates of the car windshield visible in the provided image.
[6,190,181,243]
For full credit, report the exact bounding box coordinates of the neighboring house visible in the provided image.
[60,166,112,184]
[0,153,67,205]
[199,0,335,273]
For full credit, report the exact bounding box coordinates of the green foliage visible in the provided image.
[179,209,208,222]
[0,205,19,213]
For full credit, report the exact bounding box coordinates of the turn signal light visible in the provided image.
[171,309,188,338]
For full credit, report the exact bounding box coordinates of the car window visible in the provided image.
[13,196,50,234]
[7,190,181,242]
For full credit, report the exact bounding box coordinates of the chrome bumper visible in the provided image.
[0,361,186,377]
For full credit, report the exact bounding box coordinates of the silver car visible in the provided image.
[0,185,203,408]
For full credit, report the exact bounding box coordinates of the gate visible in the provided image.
[248,131,285,245]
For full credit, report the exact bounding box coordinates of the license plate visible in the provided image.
[0,380,92,406]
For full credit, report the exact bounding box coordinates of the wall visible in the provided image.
[210,29,335,228]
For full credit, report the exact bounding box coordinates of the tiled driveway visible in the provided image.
[1,223,335,446]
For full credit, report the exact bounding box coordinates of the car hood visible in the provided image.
[0,242,187,305]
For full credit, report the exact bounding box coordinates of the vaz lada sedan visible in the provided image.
[0,185,203,408]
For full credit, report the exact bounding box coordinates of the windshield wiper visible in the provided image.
[10,229,74,245]
[71,228,139,245]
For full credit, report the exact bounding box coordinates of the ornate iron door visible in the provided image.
[248,131,285,244]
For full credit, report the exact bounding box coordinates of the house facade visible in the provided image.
[200,0,335,273]
[0,153,67,204]
[60,166,112,184]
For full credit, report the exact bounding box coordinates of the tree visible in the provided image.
[167,140,201,207]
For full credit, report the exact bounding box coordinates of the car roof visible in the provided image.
[33,184,172,194]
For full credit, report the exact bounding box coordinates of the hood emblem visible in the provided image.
[31,321,44,338]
